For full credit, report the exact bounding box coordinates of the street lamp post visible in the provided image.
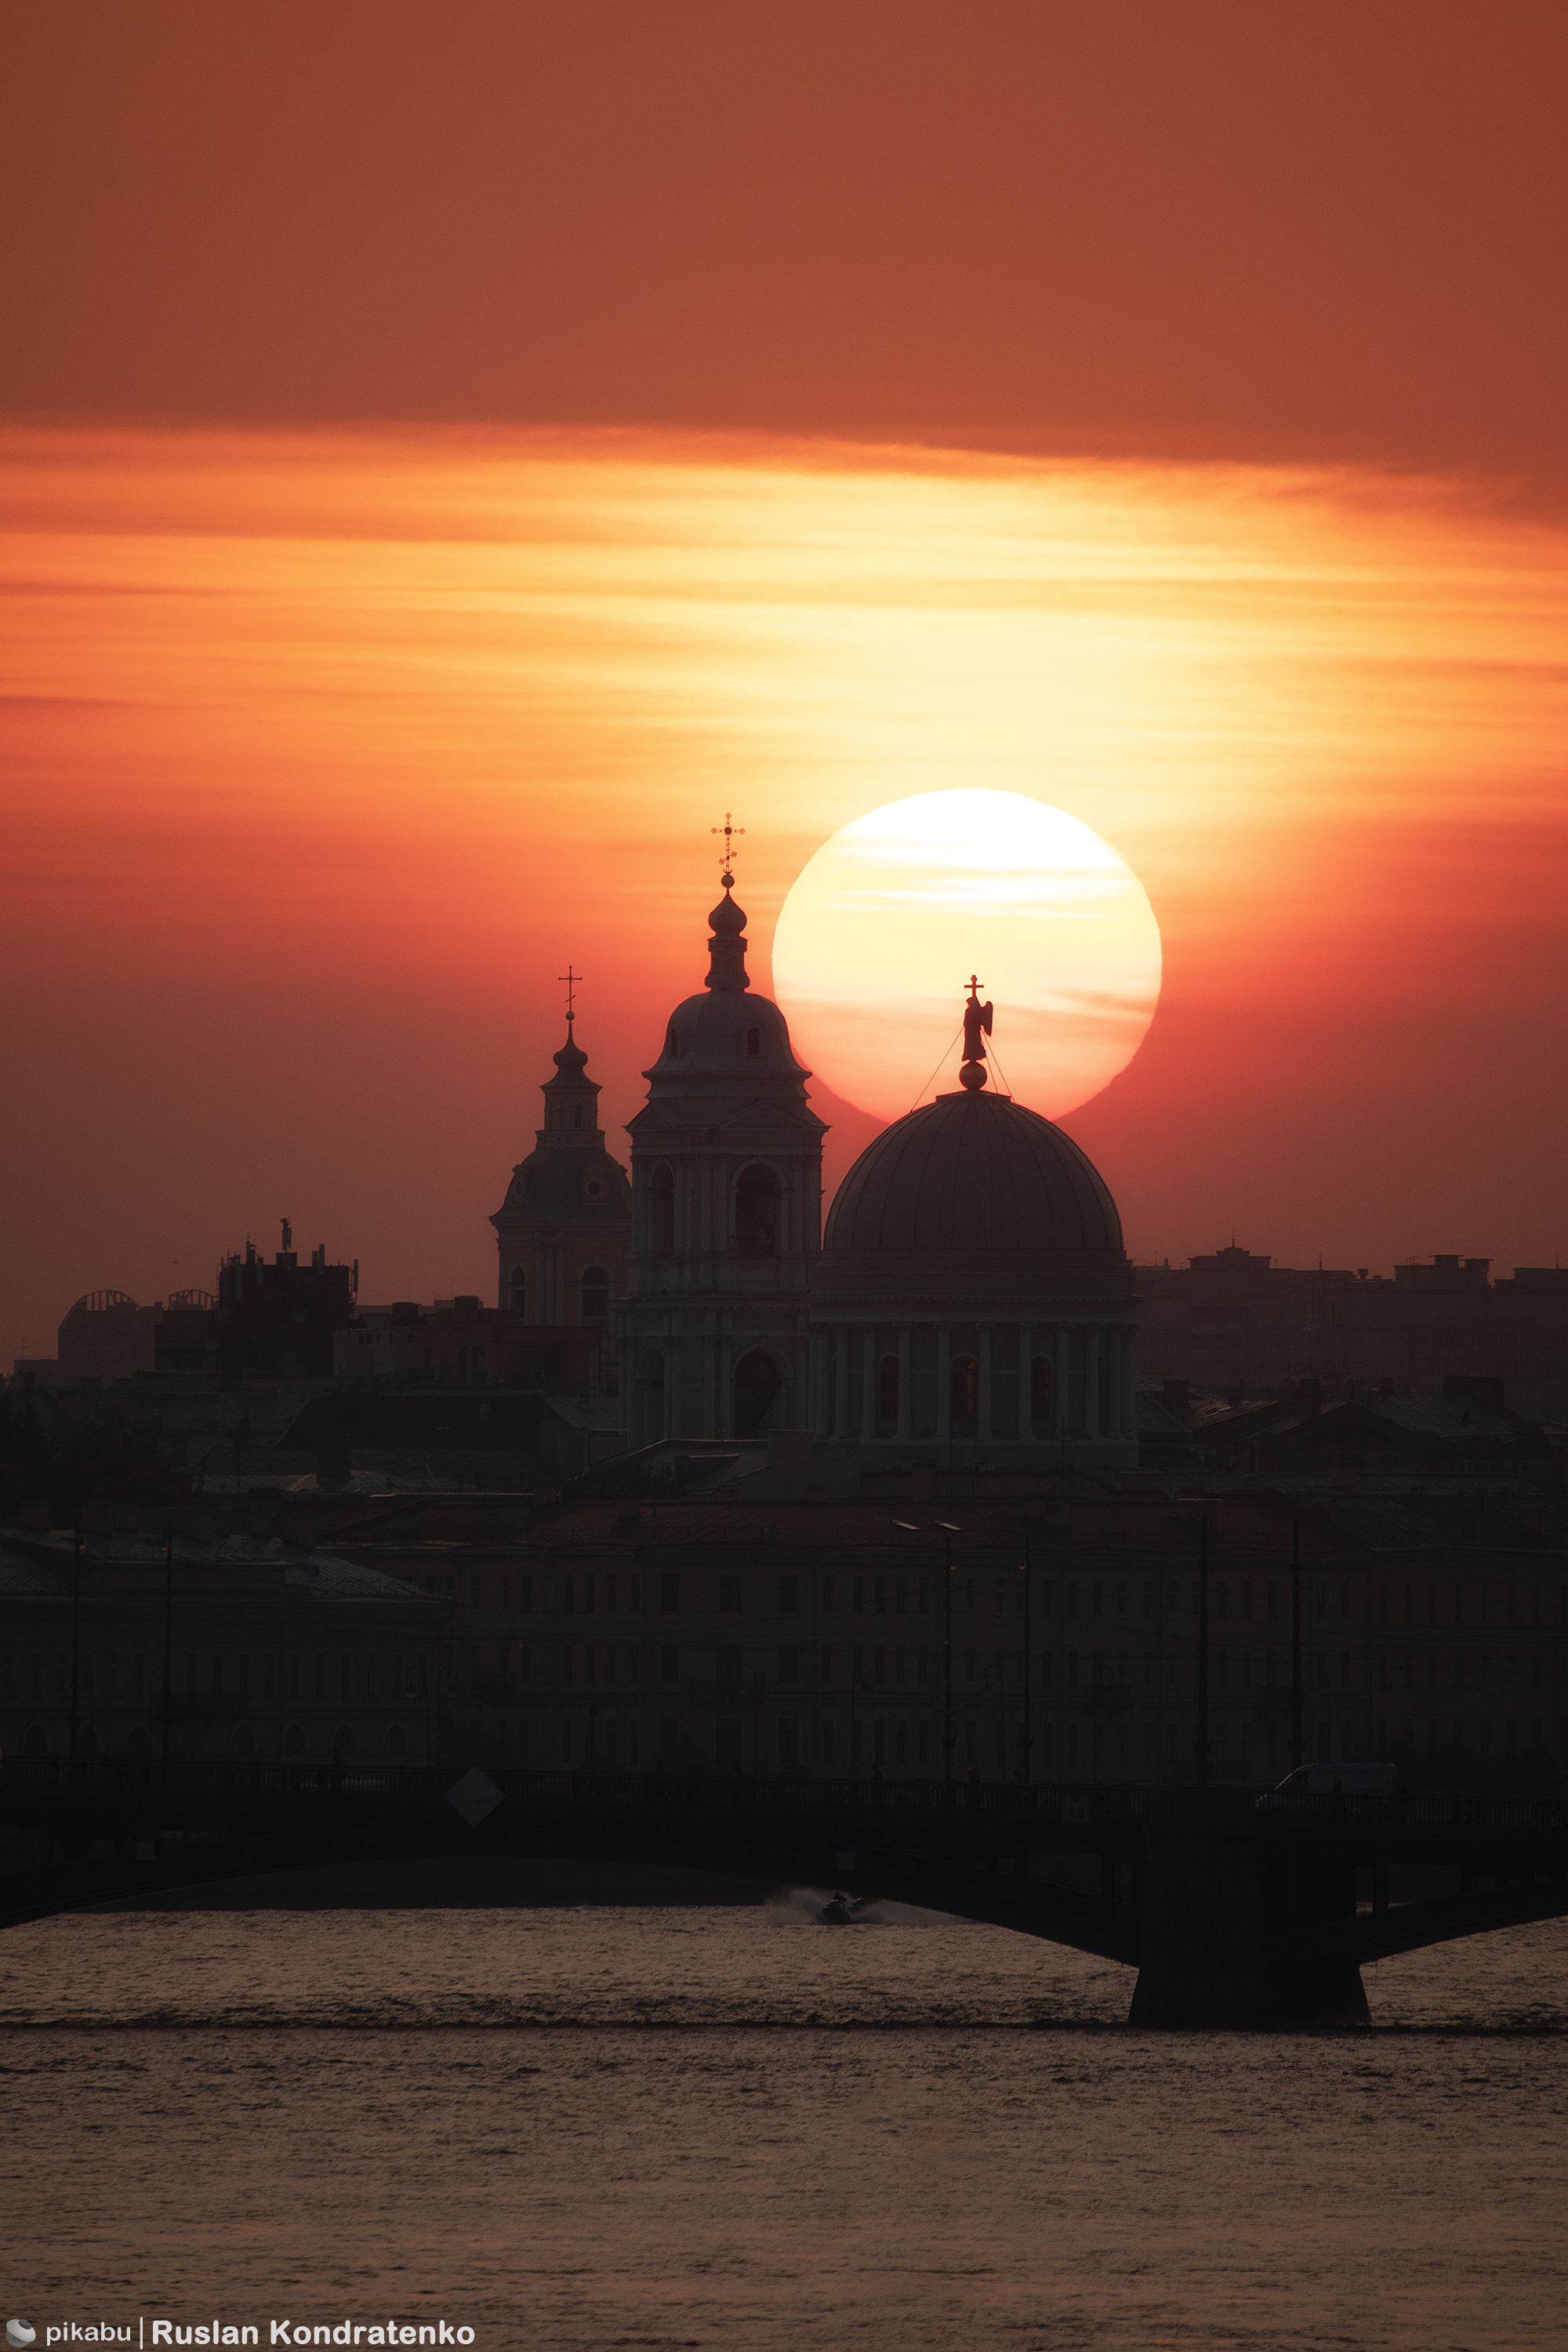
[1290,1517,1305,1770]
[1196,1514,1210,1791]
[1019,1534,1033,1788]
[942,1527,955,1785]
[69,1518,82,1770]
[162,1518,175,1773]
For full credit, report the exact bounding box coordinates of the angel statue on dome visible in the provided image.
[962,975,993,1065]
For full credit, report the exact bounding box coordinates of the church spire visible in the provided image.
[705,811,750,993]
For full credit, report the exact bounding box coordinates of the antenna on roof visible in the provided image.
[281,1217,292,1250]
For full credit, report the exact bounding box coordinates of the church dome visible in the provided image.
[823,1087,1124,1269]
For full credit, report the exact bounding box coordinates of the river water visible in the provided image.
[2,1858,1564,2350]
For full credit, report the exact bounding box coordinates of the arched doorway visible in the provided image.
[383,1722,408,1758]
[734,1350,781,1437]
[230,1723,255,1759]
[281,1722,307,1759]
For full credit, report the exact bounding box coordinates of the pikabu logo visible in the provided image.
[8,2325,37,2348]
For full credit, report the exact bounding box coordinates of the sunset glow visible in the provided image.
[3,426,1567,1360]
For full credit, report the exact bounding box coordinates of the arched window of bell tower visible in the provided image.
[648,1165,675,1258]
[580,1265,609,1323]
[735,1163,779,1258]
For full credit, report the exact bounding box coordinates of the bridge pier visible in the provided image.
[1128,1797,1367,2028]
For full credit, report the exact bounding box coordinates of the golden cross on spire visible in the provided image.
[558,964,583,1027]
[711,810,745,887]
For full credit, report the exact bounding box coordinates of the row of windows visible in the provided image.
[0,1653,430,1702]
[446,1568,1568,1632]
[1376,1651,1564,1693]
[453,1571,1347,1621]
[473,1711,1381,1775]
[13,1720,417,1762]
[466,1642,1363,1694]
[1376,1582,1566,1628]
[506,1266,612,1322]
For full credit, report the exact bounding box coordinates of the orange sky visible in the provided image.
[2,6,1566,1365]
[2,426,1566,1363]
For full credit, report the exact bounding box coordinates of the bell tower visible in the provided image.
[618,847,826,1447]
[491,979,632,1343]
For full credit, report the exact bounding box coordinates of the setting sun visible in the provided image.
[771,790,1162,1122]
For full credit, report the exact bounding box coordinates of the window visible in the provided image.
[821,1646,833,1684]
[735,1163,779,1258]
[950,1354,978,1434]
[720,1575,742,1612]
[778,1574,798,1613]
[733,1350,779,1436]
[746,1026,761,1058]
[878,1353,899,1429]
[659,1646,679,1682]
[1029,1356,1054,1439]
[778,1646,801,1683]
[659,1573,680,1613]
[821,1576,833,1613]
[339,1654,352,1698]
[580,1266,610,1324]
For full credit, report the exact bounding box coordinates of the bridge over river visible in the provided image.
[4,1760,1566,2024]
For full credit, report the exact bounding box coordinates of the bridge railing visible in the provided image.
[0,1756,1156,1827]
[1254,1788,1568,1835]
[5,1759,1563,1838]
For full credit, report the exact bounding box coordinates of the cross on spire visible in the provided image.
[711,810,745,889]
[558,964,583,1028]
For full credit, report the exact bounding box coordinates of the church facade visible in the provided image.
[611,872,1139,1471]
